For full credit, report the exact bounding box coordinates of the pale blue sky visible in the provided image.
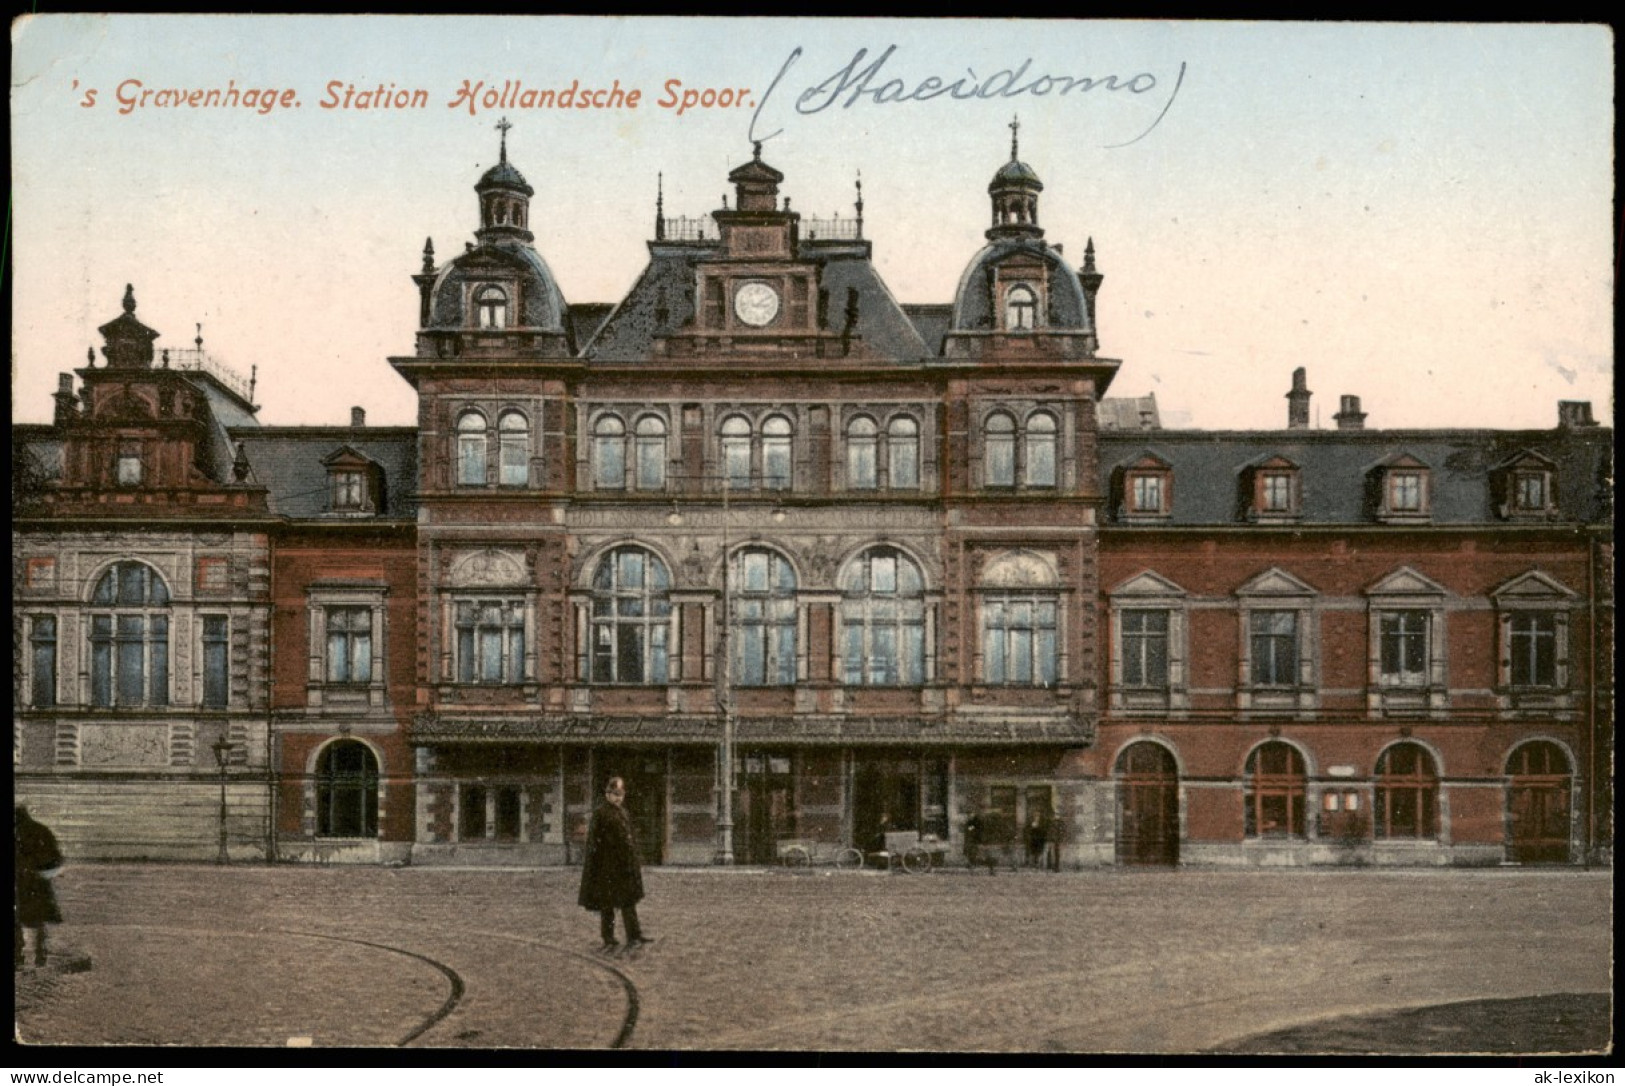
[10,17,1613,430]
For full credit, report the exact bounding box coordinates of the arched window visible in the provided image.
[89,561,171,708]
[840,547,926,686]
[593,415,626,490]
[1245,742,1306,838]
[1506,741,1572,863]
[733,549,797,686]
[498,410,529,487]
[762,415,793,489]
[1024,412,1058,487]
[475,285,508,330]
[591,547,672,684]
[847,416,878,490]
[984,412,1016,488]
[721,416,752,489]
[316,740,379,838]
[634,415,667,491]
[887,416,919,489]
[457,411,488,486]
[1006,284,1037,330]
[1374,743,1438,839]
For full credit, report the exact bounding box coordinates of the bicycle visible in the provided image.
[778,837,864,871]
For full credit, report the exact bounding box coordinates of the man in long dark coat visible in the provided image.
[15,806,63,969]
[578,777,647,951]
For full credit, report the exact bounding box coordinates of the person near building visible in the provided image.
[578,777,648,951]
[15,806,64,969]
[1025,809,1048,868]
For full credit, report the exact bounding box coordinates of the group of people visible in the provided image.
[962,805,1063,873]
[14,806,63,969]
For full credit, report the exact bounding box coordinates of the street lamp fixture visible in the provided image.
[211,735,233,865]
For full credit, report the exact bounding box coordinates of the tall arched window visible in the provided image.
[721,416,752,489]
[1506,741,1572,863]
[733,548,797,686]
[1024,412,1058,487]
[593,414,626,490]
[316,740,379,838]
[1244,742,1306,838]
[1374,743,1439,839]
[475,285,508,329]
[89,561,171,708]
[1005,284,1037,330]
[762,415,793,489]
[498,410,529,487]
[457,411,488,486]
[847,416,878,490]
[887,416,920,489]
[984,412,1016,488]
[591,547,672,683]
[634,415,667,491]
[840,547,926,686]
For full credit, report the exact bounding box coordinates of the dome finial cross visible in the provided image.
[496,116,513,163]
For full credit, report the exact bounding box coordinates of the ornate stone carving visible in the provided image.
[447,548,526,587]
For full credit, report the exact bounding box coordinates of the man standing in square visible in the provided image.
[578,777,649,951]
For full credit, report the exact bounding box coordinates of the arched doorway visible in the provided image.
[316,740,379,838]
[1116,742,1179,865]
[1506,741,1572,863]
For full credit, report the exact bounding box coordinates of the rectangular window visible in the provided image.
[984,598,1059,685]
[30,616,57,708]
[456,600,525,684]
[332,471,365,510]
[1131,475,1164,513]
[1514,473,1548,511]
[91,614,167,708]
[1121,609,1170,688]
[1261,473,1294,512]
[724,440,752,489]
[326,607,374,684]
[117,452,142,486]
[202,616,229,709]
[1379,610,1429,685]
[848,440,877,490]
[495,786,523,841]
[1250,611,1298,686]
[985,434,1015,488]
[1509,612,1558,687]
[1389,472,1425,512]
[888,437,918,490]
[499,439,528,488]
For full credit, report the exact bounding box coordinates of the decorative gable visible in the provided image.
[1236,567,1318,598]
[1490,570,1578,603]
[1110,570,1187,598]
[1365,566,1448,598]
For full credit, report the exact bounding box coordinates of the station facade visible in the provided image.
[13,128,1611,867]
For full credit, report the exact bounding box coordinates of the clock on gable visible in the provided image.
[733,281,780,327]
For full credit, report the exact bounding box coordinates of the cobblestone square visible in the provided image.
[12,863,1612,1054]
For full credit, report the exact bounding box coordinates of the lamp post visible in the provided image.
[211,735,233,864]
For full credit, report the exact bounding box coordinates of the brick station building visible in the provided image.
[12,128,1612,867]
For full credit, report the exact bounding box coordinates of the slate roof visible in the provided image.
[229,427,418,519]
[1097,394,1162,431]
[950,238,1091,332]
[1098,427,1612,526]
[581,239,930,363]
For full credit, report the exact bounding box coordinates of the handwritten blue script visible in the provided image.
[750,46,1186,148]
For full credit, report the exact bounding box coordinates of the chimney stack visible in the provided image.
[1557,401,1596,428]
[53,373,78,424]
[1334,394,1367,430]
[1286,367,1312,429]
[351,406,367,428]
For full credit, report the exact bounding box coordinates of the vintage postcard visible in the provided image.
[10,17,1613,1059]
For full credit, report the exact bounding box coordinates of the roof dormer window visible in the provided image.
[1371,453,1431,523]
[332,470,365,511]
[1005,284,1038,330]
[1241,456,1301,523]
[1493,451,1558,520]
[475,285,508,330]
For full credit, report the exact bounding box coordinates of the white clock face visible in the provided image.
[733,282,780,327]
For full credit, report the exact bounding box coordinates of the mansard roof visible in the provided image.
[229,427,418,519]
[1098,426,1612,526]
[949,238,1092,333]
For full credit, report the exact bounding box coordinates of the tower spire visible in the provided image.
[1010,115,1020,161]
[855,170,864,239]
[655,172,665,240]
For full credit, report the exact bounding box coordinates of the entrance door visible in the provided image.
[596,750,667,865]
[737,750,795,865]
[1116,742,1180,865]
[852,750,921,853]
[1506,741,1571,864]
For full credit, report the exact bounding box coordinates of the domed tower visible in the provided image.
[987,117,1044,242]
[407,118,572,360]
[947,121,1102,359]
